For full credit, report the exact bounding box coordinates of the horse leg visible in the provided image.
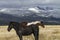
[33,28,39,40]
[16,31,23,40]
[18,34,22,40]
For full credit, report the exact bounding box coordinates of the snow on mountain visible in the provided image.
[0,6,60,18]
[28,6,60,18]
[28,7,40,13]
[28,6,55,17]
[0,6,60,25]
[0,8,32,17]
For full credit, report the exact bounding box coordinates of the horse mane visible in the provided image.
[9,21,20,25]
[10,21,17,23]
[19,22,28,27]
[20,22,27,25]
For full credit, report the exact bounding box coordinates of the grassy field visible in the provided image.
[0,25,60,40]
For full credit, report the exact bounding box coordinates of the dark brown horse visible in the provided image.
[7,21,45,40]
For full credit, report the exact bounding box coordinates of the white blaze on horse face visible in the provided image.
[27,21,41,26]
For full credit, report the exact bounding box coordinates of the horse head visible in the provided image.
[7,22,16,32]
[35,21,45,28]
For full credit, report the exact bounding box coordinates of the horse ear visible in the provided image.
[41,21,43,23]
[10,22,15,25]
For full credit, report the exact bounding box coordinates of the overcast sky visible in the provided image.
[0,0,60,8]
[0,0,60,5]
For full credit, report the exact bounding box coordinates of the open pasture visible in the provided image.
[0,25,60,40]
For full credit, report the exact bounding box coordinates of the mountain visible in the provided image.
[37,6,53,10]
[0,12,60,25]
[0,6,60,25]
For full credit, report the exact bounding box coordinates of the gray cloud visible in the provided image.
[0,0,60,7]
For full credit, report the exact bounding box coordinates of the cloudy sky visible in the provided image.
[0,0,60,5]
[0,0,60,8]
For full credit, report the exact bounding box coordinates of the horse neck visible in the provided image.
[13,24,20,31]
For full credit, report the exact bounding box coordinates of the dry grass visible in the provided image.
[0,25,60,40]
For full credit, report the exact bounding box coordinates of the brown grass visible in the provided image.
[0,25,60,40]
